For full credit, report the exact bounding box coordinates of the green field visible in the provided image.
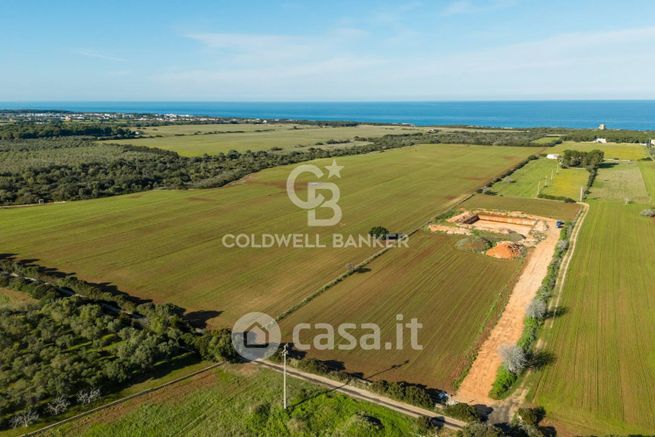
[638,160,655,200]
[110,124,427,155]
[0,144,535,328]
[588,162,650,203]
[48,365,422,436]
[531,136,561,145]
[460,194,581,221]
[527,201,655,435]
[550,141,648,161]
[492,158,587,200]
[280,232,522,391]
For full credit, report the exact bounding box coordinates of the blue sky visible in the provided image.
[3,0,655,101]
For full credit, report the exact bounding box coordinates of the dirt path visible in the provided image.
[455,218,560,405]
[256,360,467,431]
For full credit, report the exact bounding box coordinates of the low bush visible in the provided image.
[442,402,481,423]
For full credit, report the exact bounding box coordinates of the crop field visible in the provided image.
[109,124,427,155]
[527,201,655,434]
[0,144,535,328]
[638,160,655,199]
[531,136,561,145]
[280,232,522,391]
[492,158,587,200]
[588,162,650,203]
[49,364,421,436]
[550,141,648,161]
[460,194,581,221]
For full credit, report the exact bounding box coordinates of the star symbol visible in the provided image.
[325,159,343,178]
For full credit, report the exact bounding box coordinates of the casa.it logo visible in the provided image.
[286,160,343,227]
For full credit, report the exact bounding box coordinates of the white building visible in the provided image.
[546,153,560,160]
[598,123,606,130]
[594,138,608,144]
[651,139,655,146]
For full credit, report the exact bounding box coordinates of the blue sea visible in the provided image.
[2,101,655,130]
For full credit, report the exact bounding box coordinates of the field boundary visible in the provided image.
[256,360,467,430]
[24,362,223,437]
[545,202,589,331]
[276,192,476,322]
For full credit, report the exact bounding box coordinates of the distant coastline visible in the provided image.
[1,100,654,130]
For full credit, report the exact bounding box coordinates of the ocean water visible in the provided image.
[2,101,655,130]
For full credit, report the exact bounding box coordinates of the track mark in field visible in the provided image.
[455,217,560,405]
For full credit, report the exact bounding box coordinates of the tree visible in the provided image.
[526,299,547,321]
[501,345,527,374]
[76,388,101,405]
[10,410,39,429]
[368,226,389,239]
[47,395,70,416]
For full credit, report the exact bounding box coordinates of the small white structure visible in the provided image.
[650,139,655,146]
[594,138,608,144]
[546,153,560,160]
[598,123,606,130]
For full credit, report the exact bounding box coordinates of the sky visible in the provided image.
[3,0,655,101]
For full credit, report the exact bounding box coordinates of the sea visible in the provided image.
[1,101,655,130]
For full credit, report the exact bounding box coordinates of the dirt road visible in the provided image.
[256,360,467,431]
[455,218,560,405]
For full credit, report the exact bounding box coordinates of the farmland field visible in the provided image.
[527,201,655,434]
[48,364,422,436]
[0,144,536,328]
[638,160,655,199]
[109,124,428,155]
[460,194,581,221]
[280,232,522,391]
[550,141,648,161]
[588,161,650,203]
[492,158,587,200]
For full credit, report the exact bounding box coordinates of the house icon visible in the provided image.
[232,312,281,361]
[243,322,270,349]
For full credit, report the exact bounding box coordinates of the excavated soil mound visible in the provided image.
[486,241,522,259]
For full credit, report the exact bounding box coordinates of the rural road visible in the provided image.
[455,217,560,405]
[256,359,468,431]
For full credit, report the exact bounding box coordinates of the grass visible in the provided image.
[527,201,655,435]
[109,124,428,155]
[492,158,587,200]
[550,141,649,161]
[638,160,655,202]
[0,287,36,308]
[0,144,536,328]
[460,194,581,221]
[588,162,650,203]
[280,232,522,391]
[48,364,422,436]
[531,136,561,145]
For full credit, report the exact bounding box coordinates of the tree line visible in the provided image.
[0,256,238,429]
[0,123,135,140]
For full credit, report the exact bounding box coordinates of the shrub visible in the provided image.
[640,209,655,217]
[443,402,480,423]
[457,423,503,437]
[514,407,545,427]
[490,366,518,399]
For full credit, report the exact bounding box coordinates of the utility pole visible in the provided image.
[580,186,584,202]
[537,181,541,197]
[282,344,288,410]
